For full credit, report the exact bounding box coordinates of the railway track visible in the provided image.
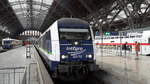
[53,70,108,84]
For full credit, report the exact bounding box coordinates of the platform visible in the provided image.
[0,46,53,84]
[96,48,150,84]
[1,45,150,84]
[0,46,4,53]
[0,46,2,50]
[0,46,29,67]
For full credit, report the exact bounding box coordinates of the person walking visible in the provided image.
[123,42,128,56]
[135,41,140,59]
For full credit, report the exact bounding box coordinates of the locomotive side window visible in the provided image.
[39,38,42,47]
[42,34,46,50]
[45,31,52,53]
[37,30,52,54]
[3,40,12,45]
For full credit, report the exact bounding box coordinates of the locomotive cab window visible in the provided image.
[3,40,12,44]
[59,28,91,40]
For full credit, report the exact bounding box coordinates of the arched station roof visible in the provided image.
[0,0,150,38]
[0,0,113,36]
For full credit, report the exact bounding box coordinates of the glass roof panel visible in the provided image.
[9,0,27,3]
[33,5,41,9]
[33,0,42,2]
[21,4,27,8]
[9,0,17,2]
[118,11,126,18]
[41,6,48,10]
[43,0,53,5]
[12,4,20,9]
[33,11,40,15]
[32,0,53,5]
[8,0,54,29]
[16,11,25,15]
[146,0,150,3]
[141,4,147,8]
[127,4,133,11]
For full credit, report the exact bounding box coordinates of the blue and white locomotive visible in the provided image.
[2,38,22,49]
[2,38,13,49]
[36,18,98,79]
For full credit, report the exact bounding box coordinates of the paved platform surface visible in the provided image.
[96,48,150,84]
[0,46,2,50]
[0,46,38,84]
[0,46,28,67]
[2,45,150,84]
[0,46,54,84]
[0,46,4,53]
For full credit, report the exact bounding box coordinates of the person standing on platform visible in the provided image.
[123,42,128,56]
[135,41,140,59]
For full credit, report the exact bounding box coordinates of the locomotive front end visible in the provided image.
[37,18,98,80]
[56,19,98,79]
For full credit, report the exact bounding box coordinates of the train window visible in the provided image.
[138,35,142,38]
[59,29,91,40]
[45,31,52,52]
[125,36,129,38]
[111,37,114,39]
[130,36,135,38]
[111,41,114,43]
[3,40,12,44]
[46,31,51,40]
[115,37,118,39]
[148,38,150,44]
[42,35,46,49]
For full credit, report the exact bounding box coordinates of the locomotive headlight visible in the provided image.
[88,54,92,58]
[86,54,92,58]
[61,55,68,59]
[74,41,78,45]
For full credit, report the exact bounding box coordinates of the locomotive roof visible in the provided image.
[38,18,90,39]
[57,18,89,29]
[2,38,14,40]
